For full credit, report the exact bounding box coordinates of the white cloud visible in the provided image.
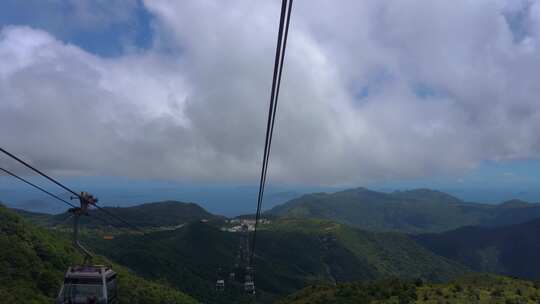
[2,0,540,185]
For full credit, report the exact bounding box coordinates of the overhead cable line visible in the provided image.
[89,201,143,231]
[0,167,77,209]
[1,150,195,288]
[250,0,294,267]
[0,167,119,229]
[0,148,196,270]
[0,147,80,198]
[0,147,141,231]
[1,165,193,273]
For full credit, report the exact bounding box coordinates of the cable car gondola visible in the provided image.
[56,192,119,304]
[215,279,225,291]
[215,267,226,291]
[244,267,255,295]
[244,277,255,295]
[57,265,118,304]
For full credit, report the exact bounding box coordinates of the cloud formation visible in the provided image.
[2,0,540,185]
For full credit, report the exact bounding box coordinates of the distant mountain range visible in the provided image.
[0,183,320,216]
[267,187,540,233]
[13,200,219,228]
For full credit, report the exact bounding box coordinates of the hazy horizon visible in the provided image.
[3,175,539,216]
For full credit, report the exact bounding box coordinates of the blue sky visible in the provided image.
[0,0,154,56]
[2,0,540,215]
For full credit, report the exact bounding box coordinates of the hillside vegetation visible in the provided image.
[262,219,468,281]
[87,218,468,303]
[268,188,540,233]
[414,218,540,280]
[0,204,197,304]
[276,274,540,304]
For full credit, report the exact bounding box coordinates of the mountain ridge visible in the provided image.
[267,187,540,233]
[16,200,220,228]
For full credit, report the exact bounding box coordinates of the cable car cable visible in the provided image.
[0,147,80,198]
[0,147,141,231]
[0,152,195,275]
[250,0,293,267]
[1,166,193,273]
[0,167,121,229]
[251,0,292,266]
[0,167,77,209]
[0,152,184,301]
[255,0,288,220]
[90,202,143,232]
[256,0,294,224]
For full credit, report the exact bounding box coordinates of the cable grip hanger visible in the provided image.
[68,192,98,265]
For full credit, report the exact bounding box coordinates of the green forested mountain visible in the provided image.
[276,274,540,304]
[267,187,540,233]
[10,195,540,304]
[413,218,540,280]
[17,200,219,228]
[87,218,468,303]
[0,204,197,304]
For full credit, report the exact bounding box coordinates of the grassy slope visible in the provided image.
[268,188,540,233]
[276,274,540,304]
[0,204,197,304]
